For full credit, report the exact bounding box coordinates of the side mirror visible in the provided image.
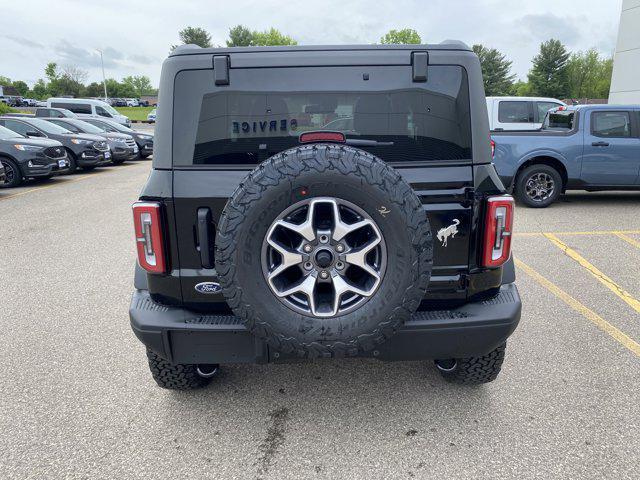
[26,130,44,137]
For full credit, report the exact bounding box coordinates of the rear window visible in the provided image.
[173,65,471,166]
[498,101,531,124]
[591,111,631,138]
[543,110,575,130]
[51,102,92,114]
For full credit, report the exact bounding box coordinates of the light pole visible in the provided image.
[96,49,108,100]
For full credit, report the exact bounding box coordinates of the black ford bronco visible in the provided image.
[130,42,521,389]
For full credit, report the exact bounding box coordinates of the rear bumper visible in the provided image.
[130,283,521,365]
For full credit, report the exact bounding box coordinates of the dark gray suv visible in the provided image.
[0,117,110,172]
[0,125,69,187]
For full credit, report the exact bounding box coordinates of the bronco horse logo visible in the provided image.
[437,219,460,247]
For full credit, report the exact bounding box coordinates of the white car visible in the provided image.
[486,96,565,131]
[126,98,139,107]
[147,108,157,123]
[47,97,131,127]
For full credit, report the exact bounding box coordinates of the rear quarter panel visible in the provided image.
[491,131,584,188]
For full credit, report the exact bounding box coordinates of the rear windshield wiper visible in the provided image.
[345,138,394,147]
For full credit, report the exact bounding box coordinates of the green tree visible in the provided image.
[45,62,59,82]
[510,80,532,96]
[12,80,29,96]
[472,44,516,96]
[527,39,570,98]
[85,82,105,98]
[251,28,297,46]
[226,25,254,47]
[122,75,154,96]
[380,28,421,44]
[567,49,613,99]
[225,25,297,47]
[0,75,12,86]
[171,26,212,51]
[32,79,48,99]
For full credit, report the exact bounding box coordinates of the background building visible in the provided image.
[609,0,640,103]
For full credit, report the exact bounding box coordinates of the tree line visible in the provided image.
[0,63,156,100]
[2,27,613,101]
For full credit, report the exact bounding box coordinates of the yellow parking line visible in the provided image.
[544,233,640,315]
[515,230,640,237]
[0,163,144,202]
[614,232,640,250]
[515,258,640,357]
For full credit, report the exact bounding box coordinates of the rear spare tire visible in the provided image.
[215,144,433,358]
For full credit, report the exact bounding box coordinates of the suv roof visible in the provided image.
[169,41,472,57]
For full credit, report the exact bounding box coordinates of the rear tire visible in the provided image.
[145,348,216,390]
[0,157,22,188]
[515,164,562,208]
[435,343,506,385]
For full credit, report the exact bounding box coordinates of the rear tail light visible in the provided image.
[299,131,346,144]
[490,138,496,158]
[481,195,514,267]
[132,201,166,274]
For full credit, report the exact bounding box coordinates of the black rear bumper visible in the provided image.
[130,283,521,365]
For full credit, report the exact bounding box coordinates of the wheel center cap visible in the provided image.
[314,249,334,268]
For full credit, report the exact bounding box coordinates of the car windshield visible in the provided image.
[101,104,120,116]
[27,118,73,134]
[542,110,575,130]
[0,125,23,140]
[72,120,106,134]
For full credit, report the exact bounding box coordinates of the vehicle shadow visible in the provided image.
[151,358,498,436]
[558,191,640,205]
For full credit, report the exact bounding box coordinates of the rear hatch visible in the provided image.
[147,47,500,309]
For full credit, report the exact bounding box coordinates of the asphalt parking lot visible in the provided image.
[1,153,639,479]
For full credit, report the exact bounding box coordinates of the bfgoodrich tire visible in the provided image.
[435,343,506,385]
[515,164,562,208]
[215,144,433,358]
[146,348,215,390]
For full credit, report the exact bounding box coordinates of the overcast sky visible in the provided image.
[0,0,623,88]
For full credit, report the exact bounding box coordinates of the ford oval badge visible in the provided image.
[195,282,222,294]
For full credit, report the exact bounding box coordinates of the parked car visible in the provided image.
[113,98,127,107]
[146,108,156,123]
[43,117,139,164]
[138,99,150,107]
[34,107,78,118]
[486,96,566,131]
[0,124,69,187]
[492,104,640,207]
[130,42,521,390]
[0,116,111,172]
[35,100,47,107]
[46,98,131,127]
[22,98,40,107]
[82,117,153,158]
[126,98,139,107]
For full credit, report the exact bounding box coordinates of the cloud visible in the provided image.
[520,13,584,47]
[1,34,44,49]
[54,39,123,69]
[128,54,157,65]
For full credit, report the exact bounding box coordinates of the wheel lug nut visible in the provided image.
[319,235,328,243]
[335,244,344,253]
[303,244,312,253]
[320,270,329,279]
[304,262,313,270]
[336,261,344,270]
